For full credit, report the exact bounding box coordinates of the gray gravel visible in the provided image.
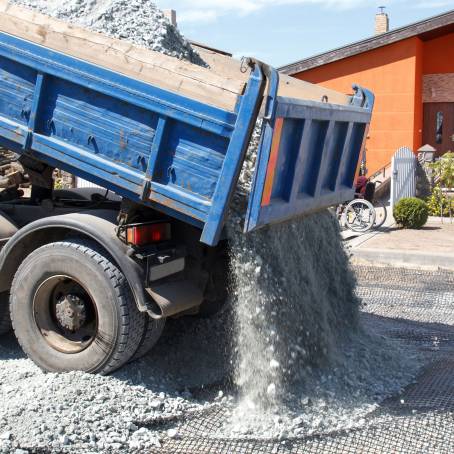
[0,264,449,452]
[0,318,222,453]
[9,0,205,65]
[223,115,423,438]
[0,294,438,451]
[0,340,185,452]
[225,210,423,439]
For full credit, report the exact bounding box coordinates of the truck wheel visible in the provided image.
[130,316,165,361]
[10,241,145,374]
[0,292,11,335]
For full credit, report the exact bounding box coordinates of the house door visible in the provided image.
[423,102,454,156]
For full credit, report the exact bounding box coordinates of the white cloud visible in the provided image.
[413,0,453,7]
[172,0,451,24]
[174,0,367,23]
[178,9,220,23]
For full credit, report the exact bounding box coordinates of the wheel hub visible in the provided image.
[33,275,97,354]
[55,294,86,332]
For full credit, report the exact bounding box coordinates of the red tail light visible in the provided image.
[126,223,171,246]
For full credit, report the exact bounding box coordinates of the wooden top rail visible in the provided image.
[0,1,246,111]
[0,1,351,111]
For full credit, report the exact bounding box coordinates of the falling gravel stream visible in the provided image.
[229,212,360,409]
[223,127,423,437]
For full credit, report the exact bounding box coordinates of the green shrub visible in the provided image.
[393,197,429,229]
[426,186,454,217]
[429,152,454,189]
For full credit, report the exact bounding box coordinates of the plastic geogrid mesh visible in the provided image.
[142,265,454,454]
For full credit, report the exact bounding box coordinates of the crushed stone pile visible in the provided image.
[223,124,423,437]
[229,211,361,409]
[0,268,449,453]
[0,334,209,452]
[225,210,422,438]
[10,0,205,65]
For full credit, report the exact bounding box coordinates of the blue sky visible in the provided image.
[155,0,453,67]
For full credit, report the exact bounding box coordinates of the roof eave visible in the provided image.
[279,9,454,75]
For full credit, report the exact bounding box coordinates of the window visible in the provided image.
[436,111,443,144]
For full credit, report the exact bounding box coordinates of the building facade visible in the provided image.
[280,10,454,176]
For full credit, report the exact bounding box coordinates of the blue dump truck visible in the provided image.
[0,8,373,374]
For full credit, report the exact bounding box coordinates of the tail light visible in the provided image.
[126,223,171,246]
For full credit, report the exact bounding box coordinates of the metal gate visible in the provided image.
[390,146,416,208]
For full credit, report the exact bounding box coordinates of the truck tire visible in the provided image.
[10,241,145,374]
[130,316,165,361]
[0,292,11,335]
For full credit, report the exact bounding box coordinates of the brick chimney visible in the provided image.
[163,9,177,27]
[375,6,389,35]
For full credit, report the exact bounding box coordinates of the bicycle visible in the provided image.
[337,180,388,233]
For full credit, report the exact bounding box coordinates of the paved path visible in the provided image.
[347,217,454,270]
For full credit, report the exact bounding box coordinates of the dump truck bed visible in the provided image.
[0,2,374,246]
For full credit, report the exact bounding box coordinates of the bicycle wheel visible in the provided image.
[345,199,376,232]
[373,198,388,228]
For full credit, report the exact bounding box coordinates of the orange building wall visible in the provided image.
[423,32,454,74]
[294,37,422,175]
[413,39,423,153]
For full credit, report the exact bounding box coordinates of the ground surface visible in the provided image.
[359,218,454,253]
[1,265,453,453]
[347,216,454,270]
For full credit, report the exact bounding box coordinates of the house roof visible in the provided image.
[279,9,454,75]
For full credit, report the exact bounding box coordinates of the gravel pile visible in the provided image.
[224,125,423,437]
[225,210,423,439]
[0,291,436,452]
[0,326,217,453]
[9,0,205,65]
